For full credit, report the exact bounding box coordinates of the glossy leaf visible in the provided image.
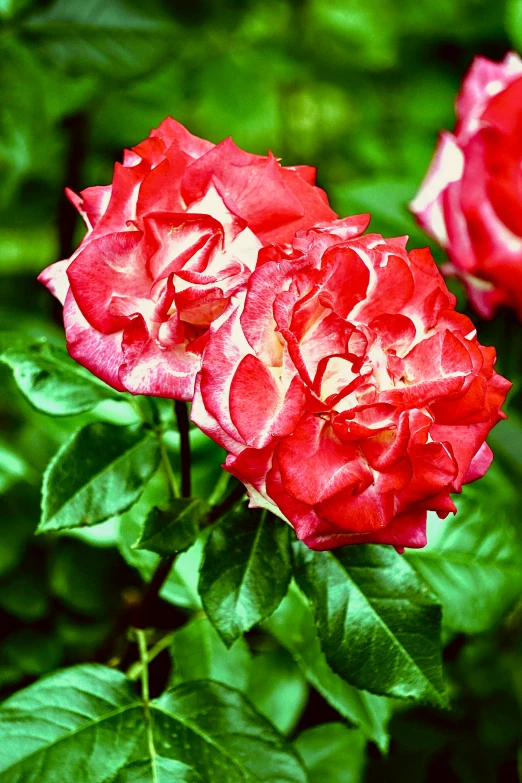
[0,338,120,416]
[113,758,199,783]
[293,541,447,706]
[133,498,207,556]
[0,665,141,783]
[0,665,308,782]
[265,583,391,751]
[406,473,522,633]
[170,615,252,690]
[295,723,366,783]
[199,505,292,647]
[150,681,308,782]
[40,422,160,532]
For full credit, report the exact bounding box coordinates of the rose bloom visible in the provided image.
[411,52,522,319]
[192,217,510,551]
[39,118,335,399]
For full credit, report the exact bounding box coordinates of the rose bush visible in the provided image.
[192,218,510,550]
[39,118,336,399]
[411,52,522,319]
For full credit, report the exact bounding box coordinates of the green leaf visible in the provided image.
[507,0,522,52]
[24,0,177,80]
[0,439,34,494]
[49,538,125,616]
[246,647,309,736]
[295,723,366,783]
[0,665,308,783]
[199,505,292,647]
[0,488,38,579]
[170,615,252,690]
[0,629,63,677]
[332,179,431,250]
[406,472,522,634]
[0,38,45,202]
[0,665,143,782]
[293,541,447,706]
[150,681,308,782]
[0,338,121,416]
[40,422,161,532]
[0,0,31,19]
[114,758,199,782]
[0,564,50,622]
[118,472,206,610]
[133,498,208,556]
[265,583,391,751]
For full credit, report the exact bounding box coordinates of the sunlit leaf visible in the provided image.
[0,665,308,783]
[0,338,121,416]
[295,723,366,783]
[406,470,522,633]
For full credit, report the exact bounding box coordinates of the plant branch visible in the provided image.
[131,401,192,628]
[127,630,177,681]
[206,481,246,524]
[160,438,179,499]
[136,629,158,783]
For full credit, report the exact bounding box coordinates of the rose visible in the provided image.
[39,118,336,399]
[192,218,510,551]
[411,52,522,319]
[41,188,262,399]
[64,117,336,248]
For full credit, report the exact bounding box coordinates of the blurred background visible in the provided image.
[2,0,522,780]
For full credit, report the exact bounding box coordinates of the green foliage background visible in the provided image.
[2,0,522,780]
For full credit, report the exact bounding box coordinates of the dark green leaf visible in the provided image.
[133,498,207,556]
[265,583,391,751]
[40,422,160,532]
[295,723,366,783]
[170,615,251,690]
[1,629,63,677]
[0,566,50,622]
[49,538,125,616]
[199,505,292,647]
[24,0,177,80]
[0,666,308,782]
[406,472,522,633]
[0,488,38,579]
[118,477,205,611]
[293,541,447,706]
[0,338,121,416]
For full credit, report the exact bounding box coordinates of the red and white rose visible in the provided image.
[39,118,336,399]
[411,52,522,319]
[192,218,510,550]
